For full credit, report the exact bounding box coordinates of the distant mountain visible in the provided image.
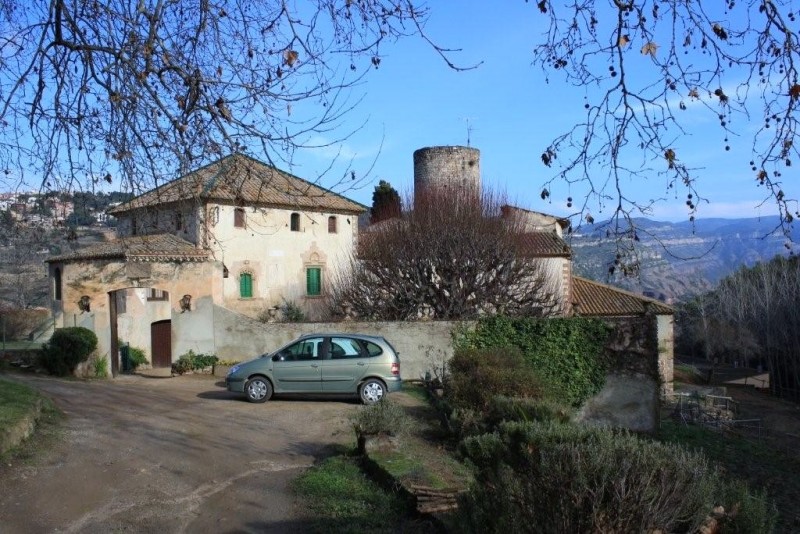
[569,217,798,303]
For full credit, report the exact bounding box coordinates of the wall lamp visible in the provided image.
[180,294,192,313]
[78,295,91,313]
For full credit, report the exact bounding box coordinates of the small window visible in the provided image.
[364,341,384,357]
[147,288,168,301]
[53,268,62,301]
[115,290,127,314]
[175,212,183,230]
[306,267,322,296]
[239,272,253,298]
[290,212,300,231]
[234,208,246,228]
[328,216,337,234]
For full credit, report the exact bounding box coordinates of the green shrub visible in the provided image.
[457,421,774,534]
[351,398,410,437]
[484,396,572,427]
[454,316,610,406]
[280,299,306,322]
[447,346,551,412]
[171,350,218,374]
[90,355,108,378]
[128,347,148,369]
[716,480,777,533]
[39,327,98,376]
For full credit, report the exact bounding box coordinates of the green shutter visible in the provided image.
[306,268,321,296]
[240,273,253,298]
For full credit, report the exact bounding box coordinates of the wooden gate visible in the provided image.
[150,320,172,368]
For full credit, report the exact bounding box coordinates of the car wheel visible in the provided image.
[359,378,386,405]
[245,377,273,403]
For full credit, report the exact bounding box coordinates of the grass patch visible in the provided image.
[658,418,797,531]
[292,455,410,533]
[0,341,43,351]
[401,382,430,403]
[0,377,63,462]
[0,377,42,430]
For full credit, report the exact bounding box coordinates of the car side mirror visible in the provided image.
[272,354,285,362]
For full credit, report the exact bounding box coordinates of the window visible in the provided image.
[234,207,246,228]
[115,290,127,314]
[290,212,300,231]
[239,272,253,298]
[175,212,183,230]
[53,268,62,301]
[306,267,322,296]
[328,216,337,233]
[364,341,384,357]
[147,288,168,301]
[330,337,363,359]
[281,338,323,361]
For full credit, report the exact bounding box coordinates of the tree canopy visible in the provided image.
[534,0,800,265]
[0,0,456,195]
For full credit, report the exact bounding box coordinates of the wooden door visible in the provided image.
[150,320,172,368]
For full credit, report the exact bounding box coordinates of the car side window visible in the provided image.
[285,338,323,361]
[330,337,363,359]
[363,341,383,357]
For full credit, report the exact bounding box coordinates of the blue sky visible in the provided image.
[286,2,784,224]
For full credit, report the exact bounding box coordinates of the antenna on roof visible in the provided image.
[462,117,476,147]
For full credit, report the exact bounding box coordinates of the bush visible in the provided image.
[447,347,551,412]
[455,316,610,406]
[457,421,775,534]
[89,355,108,378]
[280,299,306,322]
[39,327,98,376]
[351,398,410,437]
[128,346,148,370]
[171,350,218,374]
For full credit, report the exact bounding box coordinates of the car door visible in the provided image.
[271,337,323,393]
[321,336,370,393]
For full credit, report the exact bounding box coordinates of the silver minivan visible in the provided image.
[226,333,402,404]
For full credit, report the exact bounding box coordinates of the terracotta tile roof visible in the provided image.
[572,276,674,316]
[516,232,572,258]
[107,154,367,215]
[46,234,209,263]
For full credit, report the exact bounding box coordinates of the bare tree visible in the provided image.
[684,256,800,400]
[534,0,800,265]
[0,1,461,195]
[328,188,562,320]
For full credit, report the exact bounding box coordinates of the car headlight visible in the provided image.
[227,365,240,376]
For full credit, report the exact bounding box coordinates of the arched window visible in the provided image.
[328,216,337,233]
[239,272,253,298]
[54,268,62,301]
[234,207,246,228]
[290,212,300,231]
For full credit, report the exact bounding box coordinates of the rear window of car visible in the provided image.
[364,341,383,357]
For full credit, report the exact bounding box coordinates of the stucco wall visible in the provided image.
[115,201,359,321]
[49,258,222,371]
[212,305,459,380]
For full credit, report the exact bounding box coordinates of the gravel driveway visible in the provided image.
[0,373,360,533]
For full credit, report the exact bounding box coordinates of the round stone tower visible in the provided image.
[413,146,481,200]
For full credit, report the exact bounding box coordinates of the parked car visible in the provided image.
[225,333,402,404]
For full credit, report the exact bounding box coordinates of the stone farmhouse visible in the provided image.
[45,147,673,400]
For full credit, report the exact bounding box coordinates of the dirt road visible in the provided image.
[0,373,360,533]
